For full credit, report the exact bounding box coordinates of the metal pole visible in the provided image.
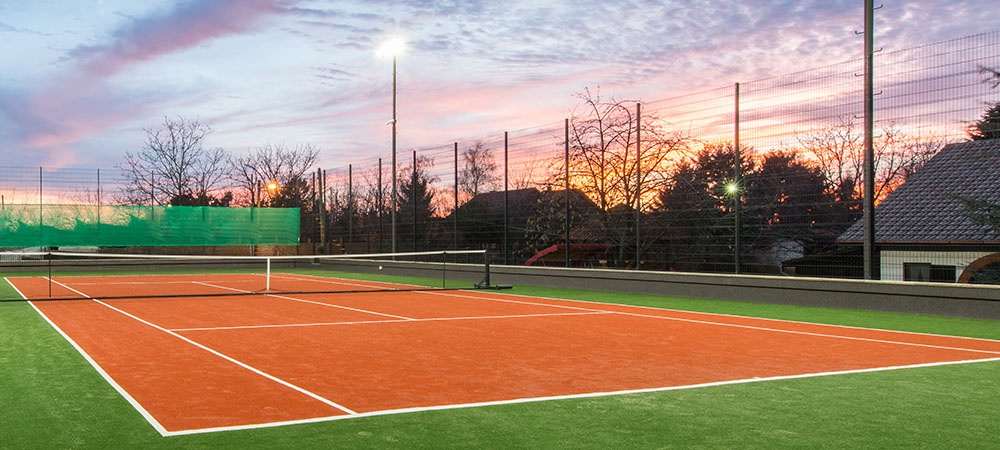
[454,142,459,250]
[504,131,509,265]
[38,167,43,247]
[319,169,327,254]
[863,0,877,280]
[734,82,741,274]
[412,150,418,252]
[378,158,383,253]
[348,164,353,252]
[564,118,571,268]
[97,168,101,245]
[391,53,398,254]
[635,102,641,270]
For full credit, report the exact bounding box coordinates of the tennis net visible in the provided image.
[1,249,495,302]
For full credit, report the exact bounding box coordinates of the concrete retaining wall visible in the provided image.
[487,265,1000,320]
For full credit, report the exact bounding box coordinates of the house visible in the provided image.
[838,139,1000,283]
[449,188,604,264]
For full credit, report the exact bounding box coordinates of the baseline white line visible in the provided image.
[170,311,611,332]
[192,281,416,321]
[423,290,1000,355]
[161,356,1000,437]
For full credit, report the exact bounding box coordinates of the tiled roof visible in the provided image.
[839,139,1000,244]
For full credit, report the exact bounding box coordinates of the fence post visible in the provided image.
[377,158,383,253]
[412,150,417,252]
[635,102,642,270]
[348,164,353,252]
[564,118,570,268]
[504,131,510,265]
[863,0,878,280]
[734,82,741,274]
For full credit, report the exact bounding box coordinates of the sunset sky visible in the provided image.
[1,0,997,170]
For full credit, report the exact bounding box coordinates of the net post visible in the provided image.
[476,251,491,289]
[266,257,271,291]
[48,252,52,298]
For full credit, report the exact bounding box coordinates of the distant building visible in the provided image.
[838,139,1000,283]
[450,188,603,264]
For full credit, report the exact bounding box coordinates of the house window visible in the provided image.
[903,263,955,283]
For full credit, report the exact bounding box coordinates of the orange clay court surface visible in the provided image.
[9,272,1000,436]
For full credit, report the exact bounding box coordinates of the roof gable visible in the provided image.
[839,139,1000,244]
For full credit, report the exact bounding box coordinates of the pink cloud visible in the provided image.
[69,0,283,81]
[3,0,289,165]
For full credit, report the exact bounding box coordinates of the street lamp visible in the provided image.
[725,181,741,274]
[378,38,404,253]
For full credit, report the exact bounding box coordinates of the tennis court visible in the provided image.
[7,259,1000,437]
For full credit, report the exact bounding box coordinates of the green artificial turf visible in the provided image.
[1,282,997,449]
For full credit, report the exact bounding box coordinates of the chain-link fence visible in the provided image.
[3,31,999,281]
[322,30,1000,281]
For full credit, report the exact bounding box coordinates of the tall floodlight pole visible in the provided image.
[379,39,405,253]
[863,1,877,279]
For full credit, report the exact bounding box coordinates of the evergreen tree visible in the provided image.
[967,102,1000,140]
[397,156,437,251]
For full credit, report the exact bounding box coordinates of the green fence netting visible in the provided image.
[0,205,300,247]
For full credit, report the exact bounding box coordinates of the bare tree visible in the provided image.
[795,116,863,202]
[980,65,1000,89]
[795,117,945,203]
[568,87,635,212]
[117,116,230,205]
[458,141,500,202]
[508,155,550,190]
[230,143,320,206]
[567,87,688,212]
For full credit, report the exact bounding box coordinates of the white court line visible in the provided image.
[42,279,360,428]
[53,272,267,285]
[171,311,612,332]
[91,298,359,415]
[27,299,172,436]
[178,283,999,356]
[270,272,425,290]
[459,289,1000,345]
[419,290,1000,356]
[192,281,416,321]
[161,356,1000,437]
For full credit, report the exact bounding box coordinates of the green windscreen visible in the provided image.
[0,205,299,247]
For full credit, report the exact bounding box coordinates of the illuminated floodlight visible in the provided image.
[377,38,406,58]
[725,182,740,194]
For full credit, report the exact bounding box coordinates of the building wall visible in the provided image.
[880,250,995,282]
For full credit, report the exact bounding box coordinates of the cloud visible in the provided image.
[66,0,282,83]
[0,0,289,166]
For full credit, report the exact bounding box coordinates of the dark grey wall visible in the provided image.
[311,258,1000,320]
[486,265,1000,320]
